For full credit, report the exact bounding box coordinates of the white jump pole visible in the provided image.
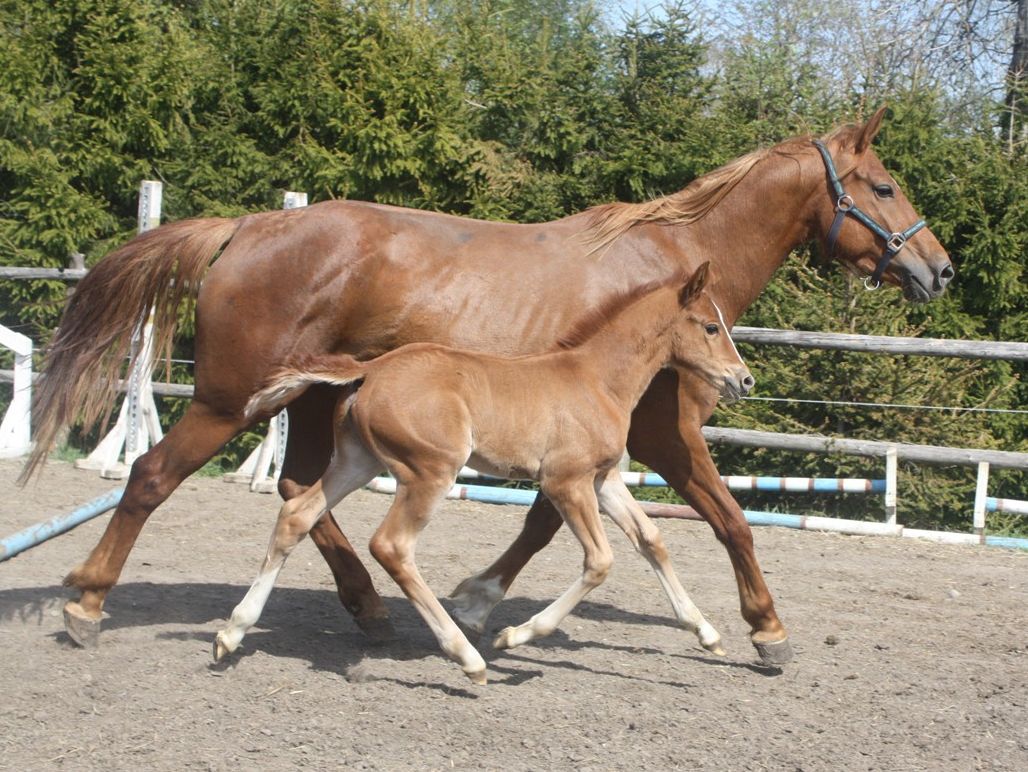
[0,325,32,458]
[76,181,164,479]
[224,192,306,493]
[973,461,989,543]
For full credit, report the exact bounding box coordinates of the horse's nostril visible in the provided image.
[742,375,755,391]
[939,263,954,282]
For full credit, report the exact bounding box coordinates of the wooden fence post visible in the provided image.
[884,446,897,525]
[973,462,990,543]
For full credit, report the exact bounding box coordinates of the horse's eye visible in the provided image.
[705,323,719,335]
[874,183,894,198]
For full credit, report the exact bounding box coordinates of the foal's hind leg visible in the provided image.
[494,477,613,651]
[63,400,244,647]
[280,385,392,640]
[215,432,382,660]
[597,472,724,655]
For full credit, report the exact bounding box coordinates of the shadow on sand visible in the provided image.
[0,580,779,689]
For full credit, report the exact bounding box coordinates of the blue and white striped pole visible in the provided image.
[0,488,124,562]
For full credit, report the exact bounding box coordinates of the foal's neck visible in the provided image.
[568,289,680,413]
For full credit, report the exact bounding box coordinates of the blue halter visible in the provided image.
[813,140,926,290]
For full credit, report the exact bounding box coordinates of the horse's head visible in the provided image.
[813,107,953,302]
[670,262,754,402]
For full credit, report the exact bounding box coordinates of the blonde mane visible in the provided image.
[582,123,866,252]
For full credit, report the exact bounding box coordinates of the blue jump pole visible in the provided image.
[0,488,124,563]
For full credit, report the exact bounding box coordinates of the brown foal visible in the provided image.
[214,263,752,682]
[29,108,952,663]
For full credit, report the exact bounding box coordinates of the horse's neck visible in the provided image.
[569,290,678,413]
[660,149,819,323]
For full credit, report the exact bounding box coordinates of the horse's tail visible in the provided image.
[245,354,370,421]
[21,217,241,483]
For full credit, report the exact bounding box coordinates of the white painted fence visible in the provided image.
[0,325,32,458]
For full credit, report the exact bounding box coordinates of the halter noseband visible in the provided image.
[813,140,926,290]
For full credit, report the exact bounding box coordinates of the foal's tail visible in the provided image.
[245,354,370,421]
[21,217,241,483]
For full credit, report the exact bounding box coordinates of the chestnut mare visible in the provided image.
[28,108,952,664]
[214,264,751,682]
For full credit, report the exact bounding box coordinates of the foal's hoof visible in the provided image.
[752,636,793,665]
[702,639,727,657]
[464,668,488,686]
[492,626,520,651]
[212,633,235,663]
[63,601,101,649]
[355,614,396,644]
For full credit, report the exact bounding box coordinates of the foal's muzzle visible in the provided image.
[721,368,755,403]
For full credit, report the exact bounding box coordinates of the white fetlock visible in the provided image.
[493,624,533,651]
[213,629,242,662]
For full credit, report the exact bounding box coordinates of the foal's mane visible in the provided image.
[554,267,692,351]
[583,122,867,252]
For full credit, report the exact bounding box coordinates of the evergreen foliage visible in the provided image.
[1,0,1024,530]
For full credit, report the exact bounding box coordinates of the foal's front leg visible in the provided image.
[596,471,724,655]
[369,479,489,684]
[493,478,613,650]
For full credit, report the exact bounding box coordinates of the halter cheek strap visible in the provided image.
[813,140,927,289]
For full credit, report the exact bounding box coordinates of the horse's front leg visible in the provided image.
[627,370,792,665]
[449,493,563,637]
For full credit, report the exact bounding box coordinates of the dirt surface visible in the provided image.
[1,458,1026,771]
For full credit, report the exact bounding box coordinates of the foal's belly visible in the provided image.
[465,450,541,483]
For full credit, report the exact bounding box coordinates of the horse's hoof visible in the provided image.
[63,601,101,648]
[464,668,488,685]
[355,614,395,644]
[752,636,793,665]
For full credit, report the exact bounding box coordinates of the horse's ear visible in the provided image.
[679,261,710,306]
[855,106,887,154]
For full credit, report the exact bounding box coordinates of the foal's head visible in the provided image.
[669,262,754,402]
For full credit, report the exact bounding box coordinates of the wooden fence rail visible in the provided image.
[732,327,1028,361]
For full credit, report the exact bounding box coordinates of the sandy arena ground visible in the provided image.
[1,458,1026,770]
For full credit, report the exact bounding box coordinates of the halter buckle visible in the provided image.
[836,195,854,212]
[886,232,906,252]
[863,276,881,291]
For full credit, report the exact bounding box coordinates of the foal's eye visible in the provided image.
[873,183,894,198]
[705,323,720,335]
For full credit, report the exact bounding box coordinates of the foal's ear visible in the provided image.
[855,106,887,154]
[679,261,710,306]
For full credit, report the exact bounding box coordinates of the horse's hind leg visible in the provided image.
[63,400,244,647]
[493,477,613,651]
[596,472,724,655]
[279,385,393,640]
[215,429,382,660]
